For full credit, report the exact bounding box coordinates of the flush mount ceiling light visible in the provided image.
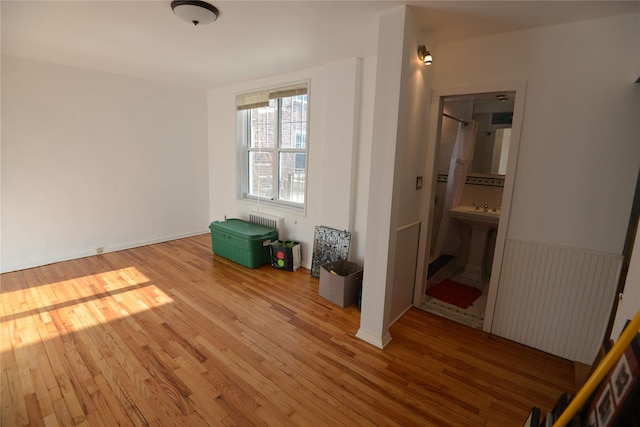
[171,0,219,26]
[417,45,433,66]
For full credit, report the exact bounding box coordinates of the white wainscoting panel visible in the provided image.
[390,222,421,324]
[491,238,622,364]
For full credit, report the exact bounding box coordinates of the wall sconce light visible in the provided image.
[171,0,219,26]
[417,45,433,65]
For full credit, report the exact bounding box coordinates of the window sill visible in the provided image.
[239,196,306,217]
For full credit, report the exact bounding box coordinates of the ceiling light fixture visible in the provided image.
[171,0,219,26]
[417,45,433,66]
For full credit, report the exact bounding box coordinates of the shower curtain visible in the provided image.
[433,120,478,257]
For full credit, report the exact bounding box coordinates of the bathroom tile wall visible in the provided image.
[460,182,503,212]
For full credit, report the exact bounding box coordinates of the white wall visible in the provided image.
[207,58,374,269]
[352,57,377,267]
[433,14,640,255]
[1,56,210,272]
[429,14,639,362]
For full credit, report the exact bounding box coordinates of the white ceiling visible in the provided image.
[2,1,638,89]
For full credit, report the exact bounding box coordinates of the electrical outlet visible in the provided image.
[416,176,423,190]
[96,247,104,255]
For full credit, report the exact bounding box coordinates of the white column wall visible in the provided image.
[389,10,432,324]
[356,7,407,348]
[357,6,431,346]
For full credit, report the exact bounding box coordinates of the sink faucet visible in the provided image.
[483,203,489,212]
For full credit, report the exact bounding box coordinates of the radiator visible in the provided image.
[248,211,284,231]
[491,238,622,364]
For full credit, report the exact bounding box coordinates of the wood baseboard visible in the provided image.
[574,361,592,393]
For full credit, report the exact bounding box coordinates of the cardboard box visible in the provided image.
[319,260,363,307]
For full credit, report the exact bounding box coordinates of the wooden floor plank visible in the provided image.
[0,234,577,426]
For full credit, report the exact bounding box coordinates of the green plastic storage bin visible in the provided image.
[209,219,278,268]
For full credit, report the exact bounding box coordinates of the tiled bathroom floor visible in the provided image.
[419,271,489,330]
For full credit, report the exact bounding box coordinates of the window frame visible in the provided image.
[236,81,310,213]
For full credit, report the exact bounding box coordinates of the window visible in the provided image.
[237,83,308,210]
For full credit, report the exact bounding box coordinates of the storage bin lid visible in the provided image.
[210,219,278,240]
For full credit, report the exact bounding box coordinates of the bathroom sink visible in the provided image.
[449,205,500,227]
[449,205,500,282]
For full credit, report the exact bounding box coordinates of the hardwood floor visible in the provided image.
[1,234,576,426]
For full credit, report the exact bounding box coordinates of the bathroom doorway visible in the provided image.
[414,83,526,333]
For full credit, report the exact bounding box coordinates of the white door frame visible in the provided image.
[413,81,527,333]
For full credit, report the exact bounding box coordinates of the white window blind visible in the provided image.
[236,83,308,110]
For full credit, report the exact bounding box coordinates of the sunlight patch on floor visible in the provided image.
[0,267,173,349]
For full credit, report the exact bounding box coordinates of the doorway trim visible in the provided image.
[413,81,527,333]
